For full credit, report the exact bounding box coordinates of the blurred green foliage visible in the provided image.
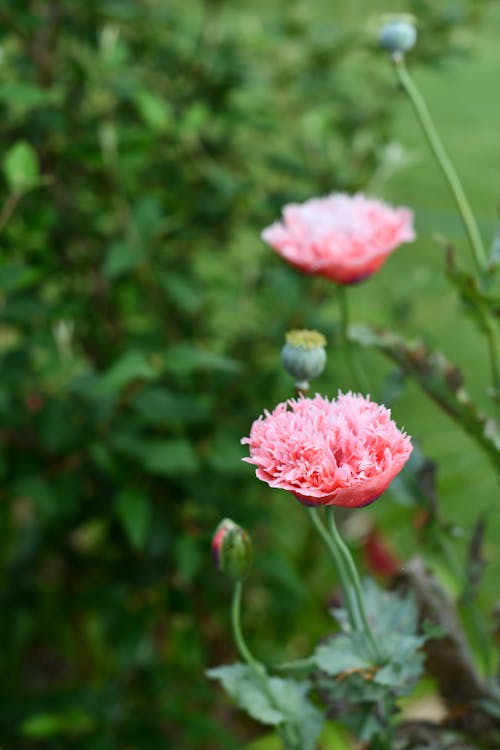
[0,0,492,748]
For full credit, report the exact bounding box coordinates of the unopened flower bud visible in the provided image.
[281,329,327,391]
[379,20,417,57]
[212,518,253,581]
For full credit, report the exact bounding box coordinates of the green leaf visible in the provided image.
[103,241,145,278]
[165,344,242,377]
[317,581,427,705]
[133,90,173,132]
[362,578,419,640]
[21,709,95,738]
[174,535,203,582]
[98,351,161,392]
[315,631,373,675]
[207,432,248,475]
[0,82,59,108]
[207,664,323,750]
[131,387,210,425]
[0,263,41,292]
[13,477,56,519]
[143,438,199,475]
[3,140,39,191]
[116,487,151,549]
[207,664,284,725]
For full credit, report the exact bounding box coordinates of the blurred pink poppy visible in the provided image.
[262,193,415,284]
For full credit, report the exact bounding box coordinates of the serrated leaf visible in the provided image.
[4,140,39,191]
[319,582,427,699]
[361,578,419,640]
[116,487,151,549]
[207,664,323,749]
[207,664,284,725]
[315,631,374,675]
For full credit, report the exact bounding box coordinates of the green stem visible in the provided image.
[231,581,262,673]
[231,582,297,750]
[485,320,500,395]
[273,656,317,677]
[392,56,488,276]
[393,56,500,396]
[309,507,361,631]
[338,285,369,393]
[325,508,381,660]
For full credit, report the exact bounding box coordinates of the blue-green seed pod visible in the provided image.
[379,20,417,56]
[281,329,327,391]
[212,518,253,581]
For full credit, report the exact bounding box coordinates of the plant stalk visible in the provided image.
[338,285,369,393]
[231,582,298,749]
[393,56,500,397]
[325,507,381,660]
[309,507,362,631]
[392,56,487,276]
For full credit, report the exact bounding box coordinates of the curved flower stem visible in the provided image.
[325,508,381,661]
[392,56,488,277]
[309,507,361,631]
[231,581,263,673]
[338,285,370,393]
[393,56,500,399]
[231,582,297,749]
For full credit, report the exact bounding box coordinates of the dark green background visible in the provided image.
[0,1,498,748]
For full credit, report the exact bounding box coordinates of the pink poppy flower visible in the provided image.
[262,193,415,284]
[241,392,412,508]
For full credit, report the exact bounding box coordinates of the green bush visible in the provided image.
[0,1,486,747]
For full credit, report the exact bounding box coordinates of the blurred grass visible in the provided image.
[370,3,500,599]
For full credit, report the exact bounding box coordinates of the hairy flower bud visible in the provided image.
[281,329,327,391]
[212,518,253,581]
[379,20,417,57]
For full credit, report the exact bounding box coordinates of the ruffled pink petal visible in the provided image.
[242,392,412,509]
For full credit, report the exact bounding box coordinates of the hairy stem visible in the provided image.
[309,507,362,630]
[325,507,381,660]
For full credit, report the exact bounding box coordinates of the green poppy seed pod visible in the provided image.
[281,329,327,391]
[212,518,253,581]
[379,20,417,57]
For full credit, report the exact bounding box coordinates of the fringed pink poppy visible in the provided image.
[242,393,412,508]
[262,193,415,284]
